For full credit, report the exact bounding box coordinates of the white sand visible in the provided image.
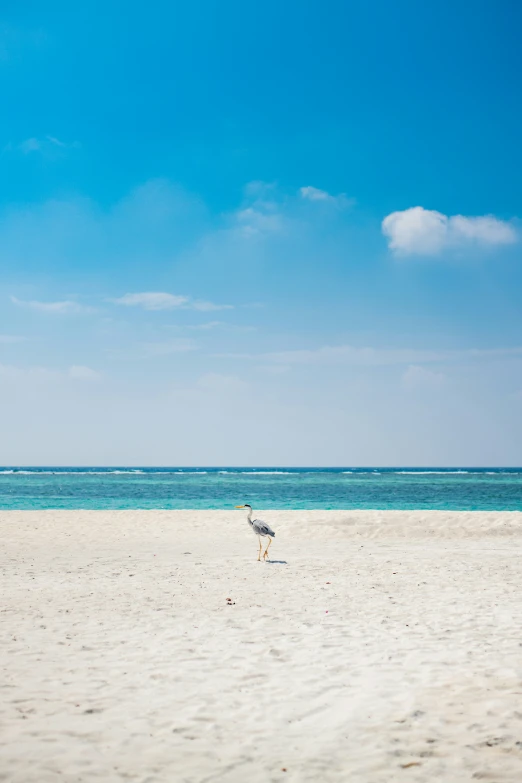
[2,509,522,782]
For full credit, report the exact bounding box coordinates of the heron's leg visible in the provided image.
[257,536,262,561]
[263,537,272,560]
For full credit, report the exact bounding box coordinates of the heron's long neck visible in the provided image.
[246,508,253,523]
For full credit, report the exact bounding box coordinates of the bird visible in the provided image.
[235,504,275,561]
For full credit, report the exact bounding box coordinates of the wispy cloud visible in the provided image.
[10,296,93,314]
[217,343,522,367]
[3,135,81,156]
[109,291,233,312]
[227,182,352,242]
[233,206,283,238]
[228,181,287,239]
[109,292,189,310]
[299,185,353,208]
[0,362,100,381]
[0,363,59,381]
[382,206,518,256]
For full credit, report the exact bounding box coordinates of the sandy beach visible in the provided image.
[2,509,522,783]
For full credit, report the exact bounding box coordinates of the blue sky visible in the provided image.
[1,0,521,465]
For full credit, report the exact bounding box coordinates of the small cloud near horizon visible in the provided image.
[10,296,93,314]
[109,291,233,312]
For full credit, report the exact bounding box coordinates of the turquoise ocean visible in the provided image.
[0,467,521,511]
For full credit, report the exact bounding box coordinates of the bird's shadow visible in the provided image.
[265,559,288,565]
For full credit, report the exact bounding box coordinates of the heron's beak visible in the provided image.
[235,505,245,509]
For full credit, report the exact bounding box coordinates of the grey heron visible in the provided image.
[235,504,275,561]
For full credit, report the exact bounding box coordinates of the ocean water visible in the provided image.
[0,467,521,511]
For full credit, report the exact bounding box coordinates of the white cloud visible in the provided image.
[10,296,93,314]
[233,206,283,238]
[45,136,68,148]
[109,292,233,312]
[382,206,518,255]
[449,215,516,244]
[228,183,288,239]
[69,365,101,381]
[221,181,352,245]
[109,292,189,311]
[299,186,352,208]
[299,186,331,201]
